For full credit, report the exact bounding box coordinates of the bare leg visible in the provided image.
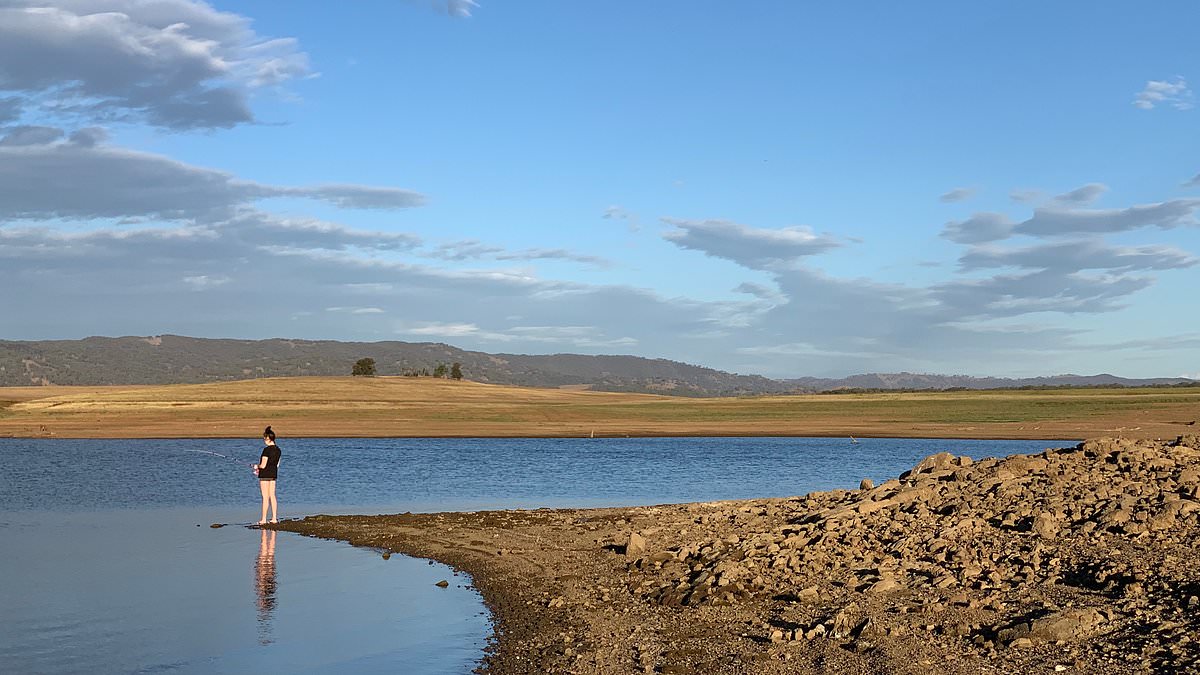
[259,480,269,525]
[267,480,278,523]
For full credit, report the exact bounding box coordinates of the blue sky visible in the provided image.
[1,1,1199,379]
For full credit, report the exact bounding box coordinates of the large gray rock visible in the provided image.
[626,532,647,559]
[1032,512,1059,539]
[1029,608,1106,642]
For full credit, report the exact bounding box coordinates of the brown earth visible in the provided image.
[2,376,1198,439]
[275,436,1200,674]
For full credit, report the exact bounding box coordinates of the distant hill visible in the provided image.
[0,335,782,396]
[783,372,1197,392]
[0,336,1193,396]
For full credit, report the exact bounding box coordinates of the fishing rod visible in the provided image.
[180,448,258,469]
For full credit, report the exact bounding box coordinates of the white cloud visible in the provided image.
[326,306,385,314]
[182,274,230,290]
[0,1,312,129]
[2,194,1194,377]
[936,194,1199,324]
[402,322,481,337]
[1134,77,1194,111]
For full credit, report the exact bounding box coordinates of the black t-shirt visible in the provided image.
[259,445,281,479]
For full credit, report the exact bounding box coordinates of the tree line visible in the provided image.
[352,358,462,380]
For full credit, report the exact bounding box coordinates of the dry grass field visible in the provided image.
[1,376,1198,439]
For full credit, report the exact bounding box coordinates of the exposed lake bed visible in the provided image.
[279,436,1200,674]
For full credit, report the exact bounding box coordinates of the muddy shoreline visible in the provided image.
[273,435,1200,674]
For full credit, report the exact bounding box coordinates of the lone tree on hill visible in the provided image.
[352,357,376,377]
[433,363,448,378]
[450,362,463,380]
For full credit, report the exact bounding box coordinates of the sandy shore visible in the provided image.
[274,435,1200,674]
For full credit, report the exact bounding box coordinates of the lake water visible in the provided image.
[0,436,1070,673]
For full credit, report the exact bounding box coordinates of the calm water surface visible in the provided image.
[0,436,1070,673]
[0,508,486,674]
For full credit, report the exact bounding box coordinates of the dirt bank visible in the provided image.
[4,378,1199,439]
[273,436,1200,674]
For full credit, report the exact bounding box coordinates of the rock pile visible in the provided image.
[624,436,1200,672]
[278,436,1200,674]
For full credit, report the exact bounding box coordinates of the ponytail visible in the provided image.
[263,426,276,442]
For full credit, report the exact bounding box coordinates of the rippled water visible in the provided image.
[0,436,1069,673]
[0,436,1069,512]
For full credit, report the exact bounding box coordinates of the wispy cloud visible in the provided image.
[1009,184,1108,207]
[182,275,231,291]
[495,248,611,267]
[0,125,63,146]
[662,217,841,270]
[426,239,611,267]
[1010,188,1044,205]
[443,0,480,18]
[326,306,385,314]
[402,322,481,336]
[1134,77,1194,111]
[939,187,976,203]
[1016,199,1200,237]
[0,128,425,221]
[1051,183,1107,206]
[602,205,640,232]
[283,185,427,210]
[941,212,1015,244]
[959,240,1196,273]
[733,282,783,302]
[0,97,22,124]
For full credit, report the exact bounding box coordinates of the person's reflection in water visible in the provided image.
[254,529,277,645]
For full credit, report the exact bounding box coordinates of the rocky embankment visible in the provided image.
[274,436,1200,674]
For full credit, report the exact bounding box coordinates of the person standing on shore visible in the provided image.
[256,426,281,524]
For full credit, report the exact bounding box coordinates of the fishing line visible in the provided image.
[180,448,257,468]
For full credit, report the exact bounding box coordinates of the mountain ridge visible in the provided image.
[0,335,1193,396]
